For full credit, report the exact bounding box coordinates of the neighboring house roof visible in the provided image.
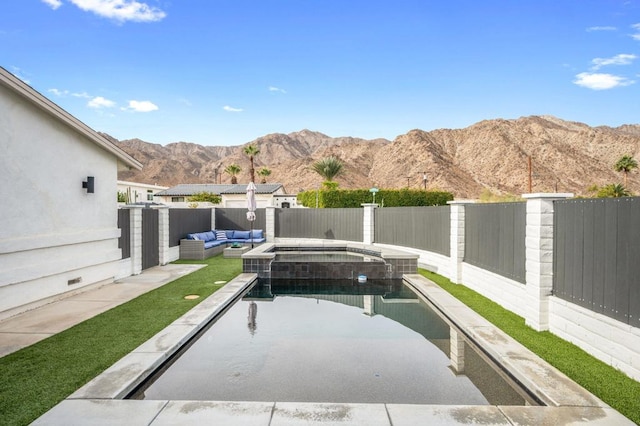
[156,183,285,196]
[0,67,142,171]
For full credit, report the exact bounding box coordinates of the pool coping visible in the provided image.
[33,273,634,425]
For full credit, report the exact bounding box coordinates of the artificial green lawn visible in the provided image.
[418,269,640,425]
[0,256,242,426]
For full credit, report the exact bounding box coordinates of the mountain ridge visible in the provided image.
[115,115,640,198]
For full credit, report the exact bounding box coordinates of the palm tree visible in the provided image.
[311,156,344,189]
[597,183,631,198]
[614,155,638,187]
[243,144,260,183]
[224,164,241,184]
[257,167,271,184]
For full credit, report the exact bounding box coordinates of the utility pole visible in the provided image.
[527,156,532,193]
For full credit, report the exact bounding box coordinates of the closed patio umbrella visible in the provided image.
[246,182,257,248]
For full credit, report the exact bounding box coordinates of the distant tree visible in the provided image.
[189,191,221,204]
[257,167,271,183]
[117,191,127,203]
[614,155,638,186]
[243,144,260,183]
[597,183,631,198]
[311,156,344,189]
[225,164,242,184]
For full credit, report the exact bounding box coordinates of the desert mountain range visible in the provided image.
[113,115,640,199]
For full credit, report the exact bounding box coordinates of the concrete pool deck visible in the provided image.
[29,271,634,425]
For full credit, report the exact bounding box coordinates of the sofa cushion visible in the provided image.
[204,240,224,249]
[204,231,216,241]
[216,230,228,240]
[251,229,264,240]
[234,230,251,239]
[225,230,235,239]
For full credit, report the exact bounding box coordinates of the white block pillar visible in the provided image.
[523,193,573,331]
[211,207,216,230]
[126,206,144,276]
[265,206,276,242]
[448,200,475,284]
[157,206,170,266]
[450,327,465,374]
[361,203,378,245]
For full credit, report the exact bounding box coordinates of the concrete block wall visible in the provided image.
[550,296,640,381]
[460,263,528,319]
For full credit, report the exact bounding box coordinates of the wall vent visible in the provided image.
[67,277,82,285]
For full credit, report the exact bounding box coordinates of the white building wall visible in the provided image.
[0,81,124,314]
[117,181,168,203]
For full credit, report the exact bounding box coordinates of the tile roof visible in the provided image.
[156,183,284,196]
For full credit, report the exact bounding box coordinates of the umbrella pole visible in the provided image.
[250,221,254,248]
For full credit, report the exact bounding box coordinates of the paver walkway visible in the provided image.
[0,264,204,358]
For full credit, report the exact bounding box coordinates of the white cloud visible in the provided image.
[591,53,637,70]
[72,91,91,98]
[69,0,166,23]
[586,26,617,32]
[573,72,634,90]
[48,88,68,96]
[123,100,158,112]
[632,23,640,40]
[42,0,63,9]
[223,105,243,112]
[268,86,287,94]
[88,96,116,108]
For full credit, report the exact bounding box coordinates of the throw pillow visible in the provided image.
[216,230,227,240]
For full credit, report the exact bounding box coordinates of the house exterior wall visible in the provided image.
[117,181,168,203]
[0,81,123,314]
[223,194,274,208]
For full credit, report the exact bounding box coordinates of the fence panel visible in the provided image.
[464,203,526,283]
[275,208,362,241]
[117,208,130,259]
[216,208,267,234]
[374,206,450,255]
[169,208,212,247]
[141,208,159,270]
[554,197,640,327]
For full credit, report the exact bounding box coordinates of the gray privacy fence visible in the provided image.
[374,206,450,256]
[554,197,640,327]
[117,209,130,259]
[216,208,267,234]
[464,203,526,283]
[168,208,213,247]
[275,208,362,240]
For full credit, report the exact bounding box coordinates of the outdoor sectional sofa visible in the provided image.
[179,229,266,260]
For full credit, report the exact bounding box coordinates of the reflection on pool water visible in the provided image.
[130,279,532,405]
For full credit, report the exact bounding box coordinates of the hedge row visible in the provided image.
[297,189,454,208]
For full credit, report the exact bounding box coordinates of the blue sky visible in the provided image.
[2,0,640,146]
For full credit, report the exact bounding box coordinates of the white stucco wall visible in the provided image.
[117,181,168,203]
[0,82,124,314]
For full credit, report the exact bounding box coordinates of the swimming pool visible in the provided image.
[129,279,533,405]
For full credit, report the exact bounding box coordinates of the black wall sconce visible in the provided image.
[82,176,95,193]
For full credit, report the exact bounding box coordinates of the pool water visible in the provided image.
[130,280,530,405]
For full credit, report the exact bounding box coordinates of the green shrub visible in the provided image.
[297,188,453,208]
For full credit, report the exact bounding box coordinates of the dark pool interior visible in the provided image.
[129,279,534,405]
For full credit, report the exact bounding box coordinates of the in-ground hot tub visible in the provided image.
[241,242,419,280]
